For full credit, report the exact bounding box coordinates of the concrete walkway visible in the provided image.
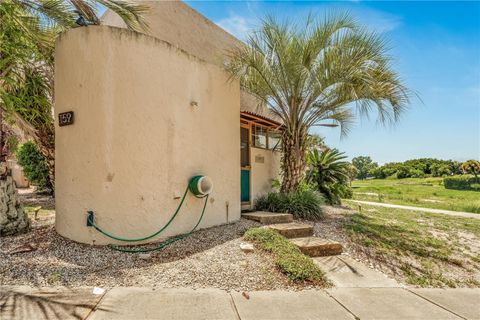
[351,200,480,220]
[314,255,401,288]
[1,286,479,320]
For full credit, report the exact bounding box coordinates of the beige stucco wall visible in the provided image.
[101,0,241,66]
[250,147,281,204]
[55,26,240,245]
[101,0,279,122]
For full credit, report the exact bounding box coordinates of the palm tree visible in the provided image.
[12,0,148,31]
[227,13,411,193]
[306,148,350,204]
[0,0,147,235]
[1,0,148,185]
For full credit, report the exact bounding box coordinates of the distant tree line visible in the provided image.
[351,156,479,180]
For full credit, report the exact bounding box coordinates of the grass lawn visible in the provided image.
[342,201,480,287]
[351,177,480,213]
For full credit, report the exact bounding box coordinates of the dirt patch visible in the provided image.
[311,205,480,288]
[0,218,321,291]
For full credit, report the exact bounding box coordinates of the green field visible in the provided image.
[351,177,480,213]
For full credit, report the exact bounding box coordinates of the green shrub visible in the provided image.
[444,175,480,191]
[255,190,324,220]
[409,169,425,178]
[16,141,52,191]
[306,148,353,204]
[244,228,329,284]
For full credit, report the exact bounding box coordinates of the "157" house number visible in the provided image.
[58,111,74,127]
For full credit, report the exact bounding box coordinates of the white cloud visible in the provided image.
[215,14,256,41]
[352,8,402,33]
[214,5,402,41]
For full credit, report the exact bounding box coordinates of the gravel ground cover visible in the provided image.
[0,217,319,291]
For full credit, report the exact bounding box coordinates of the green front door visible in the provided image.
[241,125,250,202]
[241,170,250,202]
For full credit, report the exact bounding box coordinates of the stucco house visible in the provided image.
[54,1,281,245]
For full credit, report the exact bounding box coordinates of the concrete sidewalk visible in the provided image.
[350,200,480,220]
[1,286,479,320]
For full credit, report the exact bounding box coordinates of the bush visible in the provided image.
[396,166,410,179]
[306,148,352,205]
[244,227,329,284]
[409,169,425,178]
[444,175,480,191]
[16,141,52,191]
[255,190,324,220]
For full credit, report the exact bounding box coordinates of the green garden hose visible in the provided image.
[110,194,208,253]
[86,176,211,252]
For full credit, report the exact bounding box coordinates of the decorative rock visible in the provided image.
[240,243,254,253]
[138,253,152,260]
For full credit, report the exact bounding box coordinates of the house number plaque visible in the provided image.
[58,111,74,127]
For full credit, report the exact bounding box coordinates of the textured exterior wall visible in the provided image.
[101,0,280,121]
[55,26,240,245]
[250,147,281,204]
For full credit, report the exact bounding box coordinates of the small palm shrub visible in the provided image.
[255,189,324,220]
[306,148,353,204]
[16,141,52,192]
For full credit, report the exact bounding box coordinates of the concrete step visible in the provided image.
[242,211,293,224]
[267,222,313,238]
[290,237,343,257]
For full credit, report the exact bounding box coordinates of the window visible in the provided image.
[251,125,282,150]
[252,125,267,149]
[268,130,282,150]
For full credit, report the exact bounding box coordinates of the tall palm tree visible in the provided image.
[227,13,411,193]
[0,0,147,235]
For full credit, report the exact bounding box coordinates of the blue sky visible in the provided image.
[185,0,480,164]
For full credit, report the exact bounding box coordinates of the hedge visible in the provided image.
[443,175,480,191]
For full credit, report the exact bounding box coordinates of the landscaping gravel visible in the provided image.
[0,217,317,291]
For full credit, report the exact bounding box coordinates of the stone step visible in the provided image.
[242,211,293,224]
[267,222,313,238]
[290,237,343,257]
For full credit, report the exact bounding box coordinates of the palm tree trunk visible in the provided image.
[37,129,55,191]
[0,108,30,236]
[280,131,307,193]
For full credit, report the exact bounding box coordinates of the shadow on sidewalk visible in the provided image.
[0,287,111,320]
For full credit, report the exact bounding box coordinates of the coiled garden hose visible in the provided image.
[110,194,208,253]
[86,176,211,252]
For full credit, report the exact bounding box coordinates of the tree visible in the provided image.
[461,160,480,179]
[0,0,147,235]
[0,0,148,188]
[17,141,52,191]
[227,14,410,192]
[352,156,377,180]
[430,163,451,177]
[306,148,351,204]
[346,164,358,185]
